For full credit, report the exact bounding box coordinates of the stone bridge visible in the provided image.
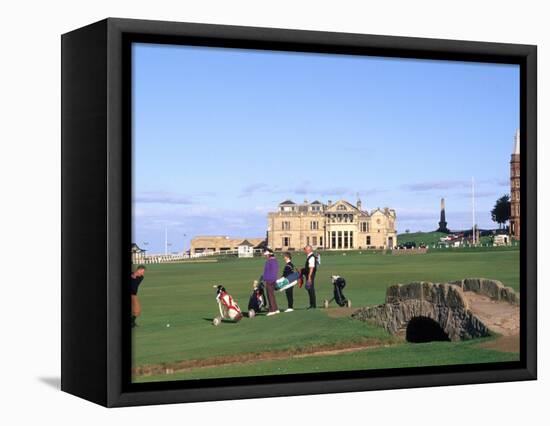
[351,278,519,342]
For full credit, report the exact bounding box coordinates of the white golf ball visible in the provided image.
[166,323,170,328]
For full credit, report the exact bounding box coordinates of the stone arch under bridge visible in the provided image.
[406,316,451,343]
[351,279,519,342]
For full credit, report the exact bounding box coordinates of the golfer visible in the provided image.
[130,265,147,328]
[302,245,317,309]
[282,252,296,312]
[262,248,280,316]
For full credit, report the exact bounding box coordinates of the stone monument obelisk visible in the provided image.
[437,198,450,233]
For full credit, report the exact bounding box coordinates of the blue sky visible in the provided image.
[132,43,519,254]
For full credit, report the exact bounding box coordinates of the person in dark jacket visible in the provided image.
[262,248,280,316]
[130,265,147,327]
[282,252,296,312]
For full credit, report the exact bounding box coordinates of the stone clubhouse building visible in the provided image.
[267,198,397,251]
[189,198,397,254]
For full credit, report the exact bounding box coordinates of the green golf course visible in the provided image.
[132,246,520,383]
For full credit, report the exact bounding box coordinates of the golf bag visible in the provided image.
[213,285,243,324]
[275,271,300,292]
[248,279,267,314]
[332,276,348,306]
[323,275,351,308]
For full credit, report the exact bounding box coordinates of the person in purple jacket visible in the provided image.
[262,248,280,316]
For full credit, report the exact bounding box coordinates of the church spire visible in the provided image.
[510,129,521,239]
[513,129,520,155]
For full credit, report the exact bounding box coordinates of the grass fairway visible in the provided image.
[132,247,519,382]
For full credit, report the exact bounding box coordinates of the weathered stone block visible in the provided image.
[463,278,481,292]
[499,287,520,305]
[480,279,504,300]
[385,284,402,304]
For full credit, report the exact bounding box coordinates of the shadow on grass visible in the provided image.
[202,317,240,323]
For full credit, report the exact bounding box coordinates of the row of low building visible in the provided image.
[131,238,266,262]
[189,236,266,256]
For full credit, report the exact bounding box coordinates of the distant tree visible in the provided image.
[405,229,410,233]
[491,195,511,229]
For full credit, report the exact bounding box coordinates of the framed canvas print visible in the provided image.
[61,18,537,407]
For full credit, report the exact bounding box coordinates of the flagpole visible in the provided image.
[472,177,476,245]
[165,226,168,255]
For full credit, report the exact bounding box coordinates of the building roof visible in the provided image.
[191,236,265,249]
[192,235,231,239]
[370,207,395,216]
[326,199,360,212]
[254,240,268,249]
[311,200,322,205]
[280,200,296,205]
[238,239,255,247]
[131,243,146,253]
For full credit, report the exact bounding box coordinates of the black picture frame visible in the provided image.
[61,17,537,407]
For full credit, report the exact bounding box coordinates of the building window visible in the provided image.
[320,236,323,246]
[344,231,349,248]
[312,236,317,246]
[331,231,336,248]
[350,231,354,248]
[337,204,346,210]
[366,236,371,245]
[306,236,310,246]
[361,222,367,232]
[310,221,319,230]
[283,237,290,246]
[282,221,291,230]
[338,231,342,248]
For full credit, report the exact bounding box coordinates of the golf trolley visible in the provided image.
[212,285,243,325]
[247,278,268,318]
[323,275,351,308]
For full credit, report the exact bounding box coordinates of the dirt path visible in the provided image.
[476,335,520,353]
[464,292,520,336]
[133,338,394,377]
[463,292,520,353]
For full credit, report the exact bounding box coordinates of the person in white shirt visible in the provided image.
[301,245,317,309]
